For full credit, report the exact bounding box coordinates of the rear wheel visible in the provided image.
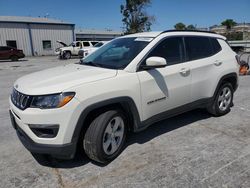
[10,55,19,61]
[207,82,234,116]
[83,110,127,164]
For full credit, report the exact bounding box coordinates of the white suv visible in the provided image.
[9,30,239,163]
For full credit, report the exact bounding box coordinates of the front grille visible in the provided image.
[11,89,32,110]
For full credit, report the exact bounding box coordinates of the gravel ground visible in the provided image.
[0,56,250,188]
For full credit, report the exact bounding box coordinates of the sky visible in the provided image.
[0,0,249,31]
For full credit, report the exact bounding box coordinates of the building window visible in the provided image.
[6,40,17,48]
[42,40,52,50]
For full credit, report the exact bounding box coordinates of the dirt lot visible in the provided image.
[0,56,250,188]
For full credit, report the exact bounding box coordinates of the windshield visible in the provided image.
[80,37,151,69]
[69,42,76,47]
[94,42,104,47]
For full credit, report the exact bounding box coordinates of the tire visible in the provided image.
[83,110,127,164]
[10,55,19,61]
[207,82,234,116]
[63,51,71,59]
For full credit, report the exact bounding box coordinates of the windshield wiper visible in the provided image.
[80,60,103,67]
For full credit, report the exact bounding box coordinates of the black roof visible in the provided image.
[162,29,216,34]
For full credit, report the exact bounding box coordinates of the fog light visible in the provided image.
[28,124,59,138]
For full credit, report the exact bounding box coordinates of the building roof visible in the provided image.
[75,29,122,35]
[0,16,74,25]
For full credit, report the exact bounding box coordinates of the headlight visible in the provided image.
[30,92,75,109]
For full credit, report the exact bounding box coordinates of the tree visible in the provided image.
[174,22,186,30]
[221,19,237,30]
[120,0,154,34]
[186,24,196,30]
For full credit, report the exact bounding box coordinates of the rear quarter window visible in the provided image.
[91,42,98,46]
[210,38,222,54]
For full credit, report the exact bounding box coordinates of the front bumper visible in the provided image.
[9,94,82,158]
[54,50,61,55]
[9,110,76,159]
[78,50,84,59]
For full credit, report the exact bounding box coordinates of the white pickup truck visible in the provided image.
[55,41,99,59]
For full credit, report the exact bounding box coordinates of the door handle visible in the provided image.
[179,68,190,76]
[214,60,223,66]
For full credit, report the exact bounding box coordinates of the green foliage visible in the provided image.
[174,23,197,30]
[186,24,196,30]
[223,32,243,41]
[174,22,186,30]
[221,19,237,30]
[221,19,241,40]
[120,0,154,34]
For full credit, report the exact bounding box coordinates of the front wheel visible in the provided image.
[207,82,234,116]
[10,55,19,61]
[63,51,71,59]
[83,110,127,164]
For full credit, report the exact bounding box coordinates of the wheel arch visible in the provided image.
[64,50,71,54]
[10,54,18,60]
[71,97,141,145]
[213,72,238,98]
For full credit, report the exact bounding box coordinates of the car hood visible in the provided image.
[56,40,68,47]
[14,63,117,95]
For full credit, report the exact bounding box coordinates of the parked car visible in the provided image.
[10,30,239,164]
[0,46,25,61]
[78,41,108,59]
[55,41,99,59]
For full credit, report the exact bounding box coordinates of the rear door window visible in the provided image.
[83,42,90,47]
[185,36,213,61]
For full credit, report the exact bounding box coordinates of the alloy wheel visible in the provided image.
[217,87,232,111]
[102,116,125,155]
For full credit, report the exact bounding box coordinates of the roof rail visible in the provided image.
[161,29,216,34]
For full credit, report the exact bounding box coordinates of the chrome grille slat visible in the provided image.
[11,89,31,110]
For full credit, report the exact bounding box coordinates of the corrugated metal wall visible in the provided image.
[0,23,32,56]
[31,24,73,56]
[0,23,74,56]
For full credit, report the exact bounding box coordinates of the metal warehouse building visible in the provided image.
[75,29,122,41]
[0,16,75,56]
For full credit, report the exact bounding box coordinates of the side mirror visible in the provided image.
[72,44,76,47]
[141,56,167,70]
